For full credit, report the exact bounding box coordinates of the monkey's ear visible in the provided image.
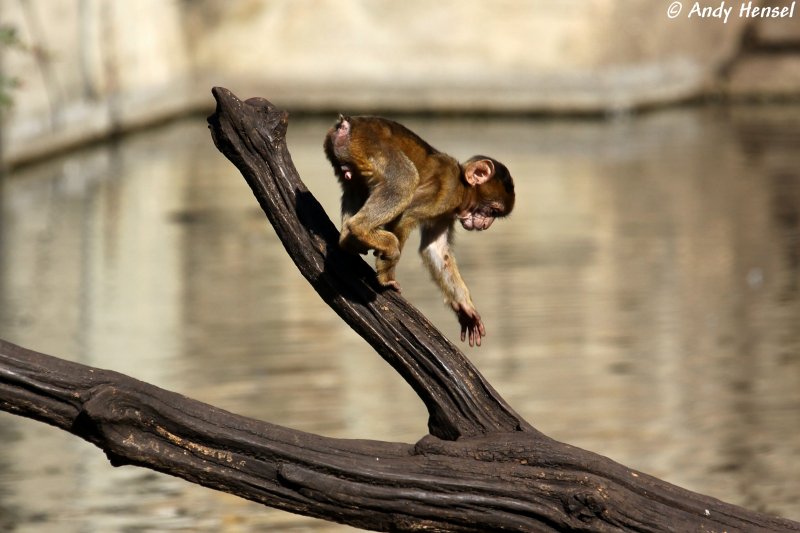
[464,159,495,186]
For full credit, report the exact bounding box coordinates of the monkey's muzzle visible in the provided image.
[459,215,495,231]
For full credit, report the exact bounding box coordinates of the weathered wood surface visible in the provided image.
[0,87,797,532]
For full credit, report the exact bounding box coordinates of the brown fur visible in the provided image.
[324,115,515,346]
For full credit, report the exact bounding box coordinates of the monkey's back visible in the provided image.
[347,117,437,159]
[349,117,461,198]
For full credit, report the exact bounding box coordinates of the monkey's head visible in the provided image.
[457,156,515,231]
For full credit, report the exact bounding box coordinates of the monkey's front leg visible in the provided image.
[419,221,486,347]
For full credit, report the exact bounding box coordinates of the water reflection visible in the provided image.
[0,106,798,530]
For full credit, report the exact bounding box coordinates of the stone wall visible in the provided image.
[726,0,800,99]
[187,1,747,112]
[1,0,197,165]
[1,0,798,166]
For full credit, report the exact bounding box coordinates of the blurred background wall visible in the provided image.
[1,0,799,167]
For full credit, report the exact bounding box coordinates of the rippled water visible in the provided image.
[1,106,798,531]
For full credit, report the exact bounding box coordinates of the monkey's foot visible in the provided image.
[380,280,402,292]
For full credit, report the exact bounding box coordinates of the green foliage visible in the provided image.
[0,24,24,111]
[0,25,20,45]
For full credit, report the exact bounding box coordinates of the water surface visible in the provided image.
[1,106,799,530]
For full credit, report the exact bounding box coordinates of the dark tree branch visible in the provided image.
[0,87,798,532]
[206,86,530,441]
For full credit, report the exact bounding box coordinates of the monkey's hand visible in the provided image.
[451,302,486,347]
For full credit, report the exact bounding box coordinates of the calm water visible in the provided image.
[1,106,799,531]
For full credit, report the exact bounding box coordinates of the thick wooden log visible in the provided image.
[0,341,800,533]
[0,87,797,532]
[2,338,797,532]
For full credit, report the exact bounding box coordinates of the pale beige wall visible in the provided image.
[0,0,777,166]
[191,0,747,111]
[2,0,197,164]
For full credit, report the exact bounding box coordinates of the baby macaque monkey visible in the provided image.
[324,115,515,347]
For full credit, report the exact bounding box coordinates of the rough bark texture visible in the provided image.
[0,87,798,532]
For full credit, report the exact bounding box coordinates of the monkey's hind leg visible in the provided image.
[341,152,418,289]
[343,190,405,285]
[339,183,397,257]
[374,217,414,292]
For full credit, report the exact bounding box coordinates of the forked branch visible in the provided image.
[206,87,530,441]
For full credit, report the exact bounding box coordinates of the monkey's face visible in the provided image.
[458,177,515,232]
[459,156,515,231]
[458,187,513,231]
